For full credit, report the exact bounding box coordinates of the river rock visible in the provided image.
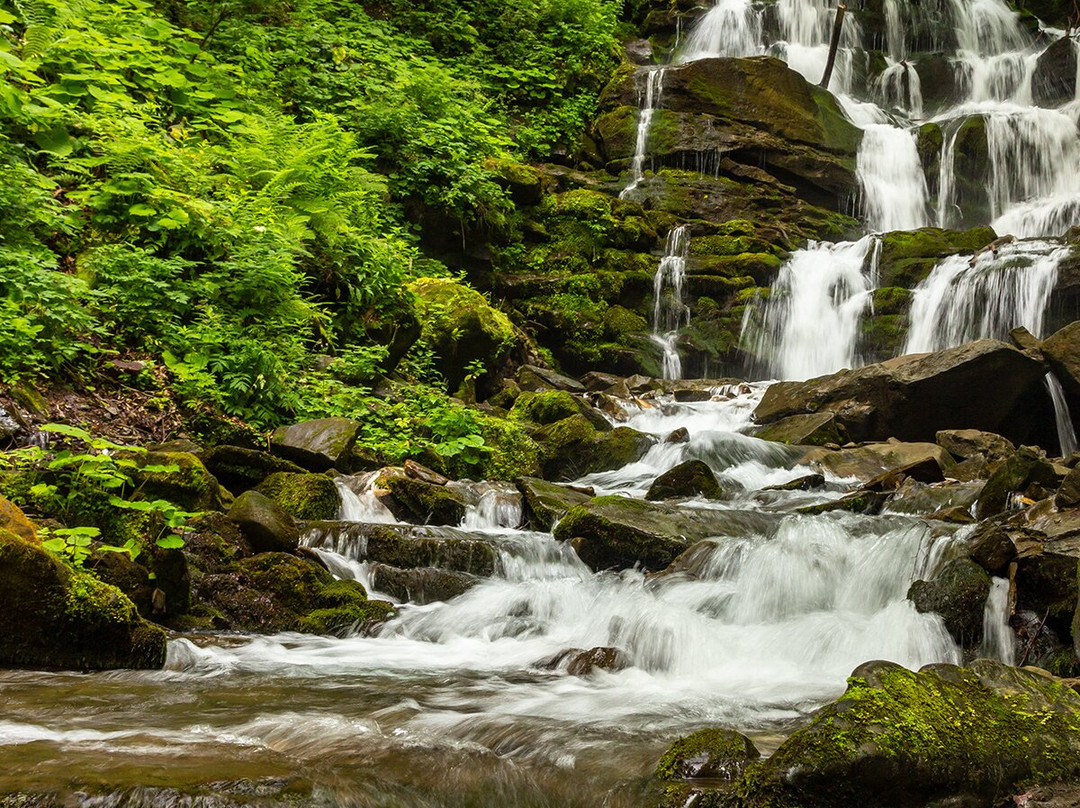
[565,646,631,676]
[1044,321,1080,415]
[735,659,1080,808]
[368,563,478,604]
[533,415,654,480]
[645,460,723,501]
[1058,465,1080,508]
[936,428,1016,465]
[255,472,340,522]
[379,472,467,526]
[975,445,1062,519]
[227,490,301,553]
[509,389,585,425]
[0,528,167,670]
[876,226,997,288]
[516,477,593,530]
[270,417,362,473]
[799,442,954,482]
[1034,35,1078,107]
[968,521,1018,574]
[753,412,844,446]
[304,522,498,576]
[517,364,587,394]
[656,728,760,781]
[201,445,306,494]
[126,450,231,511]
[552,496,776,572]
[756,339,1048,445]
[0,495,37,544]
[908,558,992,647]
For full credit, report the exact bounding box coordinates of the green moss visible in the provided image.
[477,414,543,479]
[656,728,759,781]
[604,305,649,337]
[128,450,228,511]
[871,286,913,315]
[877,226,997,288]
[255,472,340,521]
[509,390,582,425]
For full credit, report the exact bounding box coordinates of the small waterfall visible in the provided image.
[874,60,924,118]
[461,485,525,530]
[620,68,665,199]
[1046,373,1079,456]
[678,0,762,61]
[742,237,877,381]
[858,124,930,231]
[903,239,1065,354]
[336,475,398,523]
[979,576,1016,664]
[652,225,691,380]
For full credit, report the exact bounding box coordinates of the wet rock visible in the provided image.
[565,646,631,676]
[509,390,584,425]
[368,564,478,604]
[763,474,826,492]
[1034,35,1078,107]
[645,460,723,501]
[552,496,775,572]
[800,442,954,482]
[753,412,844,446]
[1044,321,1080,415]
[182,512,254,574]
[1058,465,1080,508]
[126,450,231,511]
[656,728,760,781]
[0,528,166,670]
[200,445,307,494]
[403,459,450,486]
[580,371,624,392]
[936,428,1016,467]
[533,415,654,480]
[886,480,983,518]
[516,477,593,531]
[227,490,300,553]
[305,522,498,576]
[798,490,890,516]
[255,472,340,522]
[968,522,1018,575]
[975,445,1063,519]
[1010,325,1044,354]
[624,38,654,65]
[381,473,467,526]
[270,417,362,473]
[756,339,1048,446]
[665,427,690,444]
[908,558,991,647]
[736,659,1080,807]
[517,364,587,394]
[876,226,997,288]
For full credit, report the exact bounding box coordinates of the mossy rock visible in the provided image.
[754,412,844,446]
[0,495,37,544]
[604,305,649,337]
[0,528,166,670]
[871,286,913,316]
[368,563,478,605]
[533,415,653,480]
[483,157,544,205]
[270,417,362,473]
[306,522,498,575]
[127,450,231,512]
[509,390,583,425]
[476,414,542,480]
[908,558,992,648]
[656,728,760,781]
[976,445,1061,519]
[516,477,593,531]
[256,472,340,522]
[382,475,468,526]
[227,490,300,553]
[200,445,306,495]
[877,226,997,288]
[646,459,723,501]
[737,659,1080,807]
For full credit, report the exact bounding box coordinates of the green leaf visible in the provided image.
[34,126,75,157]
[42,423,94,442]
[155,535,185,550]
[42,538,66,553]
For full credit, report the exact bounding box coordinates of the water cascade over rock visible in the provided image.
[651,225,691,379]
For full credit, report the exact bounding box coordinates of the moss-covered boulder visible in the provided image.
[753,412,844,446]
[1043,321,1080,418]
[975,445,1062,519]
[533,414,654,480]
[410,277,536,398]
[270,417,362,473]
[509,390,583,425]
[646,459,723,501]
[255,472,340,522]
[0,495,37,544]
[656,728,760,781]
[908,558,992,648]
[227,490,300,553]
[0,528,166,670]
[305,522,499,576]
[516,477,594,530]
[127,450,231,512]
[200,445,306,494]
[380,474,467,526]
[876,226,997,289]
[193,551,393,635]
[735,659,1080,808]
[369,563,478,604]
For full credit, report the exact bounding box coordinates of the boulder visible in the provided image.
[200,445,306,494]
[509,390,584,425]
[565,646,631,676]
[0,495,37,544]
[799,442,954,482]
[1044,321,1080,415]
[270,417,362,473]
[908,558,992,647]
[975,445,1062,519]
[1058,465,1080,508]
[968,521,1018,575]
[753,412,844,446]
[516,477,594,531]
[368,564,478,604]
[127,450,231,511]
[0,529,166,670]
[1034,35,1078,107]
[735,660,1080,808]
[552,496,776,572]
[255,472,341,522]
[227,490,300,553]
[762,473,826,491]
[646,460,723,501]
[304,522,498,576]
[756,339,1048,446]
[533,415,654,480]
[655,728,759,781]
[381,474,468,526]
[517,364,587,394]
[936,428,1016,465]
[886,480,983,518]
[876,226,997,288]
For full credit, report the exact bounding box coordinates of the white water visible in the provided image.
[678,0,762,62]
[904,239,1065,353]
[858,124,930,231]
[742,237,877,381]
[620,67,665,199]
[1046,372,1079,456]
[652,225,691,380]
[336,474,398,523]
[980,576,1016,664]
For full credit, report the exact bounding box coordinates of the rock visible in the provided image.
[580,371,624,392]
[908,558,992,647]
[886,480,983,518]
[516,477,593,531]
[565,646,631,676]
[270,417,362,473]
[1044,321,1080,415]
[127,450,231,511]
[368,564,477,604]
[410,278,536,398]
[227,490,300,553]
[483,158,544,205]
[305,522,498,576]
[193,552,393,635]
[255,472,341,522]
[975,445,1062,519]
[756,339,1048,446]
[200,445,306,494]
[737,659,1080,807]
[381,474,467,526]
[800,442,954,482]
[1010,325,1043,354]
[84,547,155,617]
[181,511,254,574]
[876,226,997,288]
[646,460,723,501]
[403,459,449,486]
[533,415,654,480]
[509,390,583,425]
[1034,35,1077,107]
[798,490,890,515]
[936,428,1016,466]
[655,728,760,781]
[0,529,166,670]
[0,495,37,544]
[624,38,654,65]
[517,364,587,393]
[1058,465,1080,508]
[763,474,826,491]
[552,496,775,572]
[666,427,690,444]
[753,412,844,446]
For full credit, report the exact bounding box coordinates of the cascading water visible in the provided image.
[980,576,1016,664]
[857,124,930,231]
[620,67,665,199]
[1046,372,1079,456]
[677,0,762,62]
[742,237,877,381]
[651,225,691,380]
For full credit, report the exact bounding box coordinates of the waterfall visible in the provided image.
[874,60,924,118]
[678,0,762,61]
[858,124,930,232]
[742,237,877,381]
[903,239,1065,354]
[980,576,1016,664]
[620,68,665,199]
[1046,373,1079,456]
[652,225,691,380]
[336,475,398,523]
